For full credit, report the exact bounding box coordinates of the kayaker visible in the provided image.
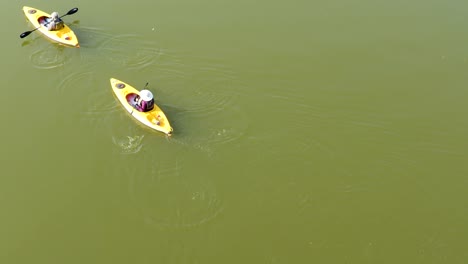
[45,12,64,31]
[135,90,155,112]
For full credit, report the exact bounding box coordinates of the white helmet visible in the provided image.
[51,12,59,19]
[140,89,153,101]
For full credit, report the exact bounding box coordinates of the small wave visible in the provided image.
[56,70,116,112]
[56,70,95,94]
[167,104,249,154]
[159,55,250,149]
[126,157,224,229]
[112,135,145,154]
[72,26,112,49]
[56,69,120,134]
[29,44,69,69]
[99,34,163,70]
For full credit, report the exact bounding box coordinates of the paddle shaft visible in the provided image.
[19,8,78,39]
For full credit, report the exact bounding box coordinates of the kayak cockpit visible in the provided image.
[126,93,139,110]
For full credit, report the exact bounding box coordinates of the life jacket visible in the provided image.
[137,98,154,112]
[46,17,64,31]
[145,99,154,111]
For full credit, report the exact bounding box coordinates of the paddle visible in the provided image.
[19,7,79,39]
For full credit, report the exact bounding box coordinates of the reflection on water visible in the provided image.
[21,40,32,47]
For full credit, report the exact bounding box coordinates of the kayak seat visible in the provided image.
[38,16,47,25]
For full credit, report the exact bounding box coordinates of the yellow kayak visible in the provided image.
[22,6,79,47]
[110,78,173,136]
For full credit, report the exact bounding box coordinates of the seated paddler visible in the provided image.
[135,89,155,112]
[44,12,64,31]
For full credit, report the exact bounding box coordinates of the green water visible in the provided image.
[2,0,468,263]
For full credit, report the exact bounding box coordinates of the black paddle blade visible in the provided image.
[59,8,79,19]
[20,31,32,39]
[67,8,79,15]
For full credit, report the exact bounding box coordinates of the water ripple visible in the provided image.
[56,70,94,94]
[56,70,117,114]
[126,157,224,229]
[73,26,112,49]
[56,69,119,134]
[29,45,69,69]
[149,53,250,147]
[99,33,163,70]
[112,135,145,154]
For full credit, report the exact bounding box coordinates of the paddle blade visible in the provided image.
[67,8,79,15]
[20,31,32,38]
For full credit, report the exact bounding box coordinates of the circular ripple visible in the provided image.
[127,157,224,229]
[99,34,163,70]
[141,53,252,149]
[56,70,95,94]
[172,88,249,147]
[56,70,111,109]
[172,106,249,148]
[30,44,69,69]
[56,70,119,133]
